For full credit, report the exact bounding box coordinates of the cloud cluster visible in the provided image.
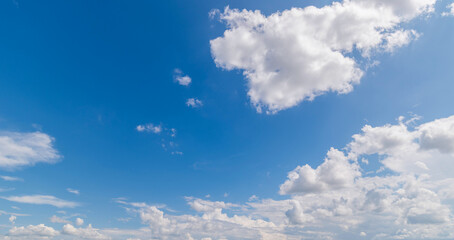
[101,115,454,239]
[210,0,435,113]
[5,115,454,239]
[0,132,60,170]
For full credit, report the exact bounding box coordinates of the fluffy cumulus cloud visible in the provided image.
[8,224,59,239]
[1,195,79,208]
[0,131,60,170]
[62,224,110,240]
[4,116,454,239]
[210,0,435,113]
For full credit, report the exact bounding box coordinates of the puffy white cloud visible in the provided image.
[66,188,80,195]
[418,116,454,154]
[75,218,84,226]
[8,224,59,238]
[1,195,79,208]
[136,123,162,133]
[279,148,361,195]
[186,98,203,108]
[210,0,435,113]
[62,224,110,240]
[442,3,454,16]
[0,132,60,170]
[174,69,192,86]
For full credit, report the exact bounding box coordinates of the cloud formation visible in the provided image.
[210,0,435,113]
[2,195,79,208]
[0,132,60,170]
[174,69,192,86]
[186,98,203,108]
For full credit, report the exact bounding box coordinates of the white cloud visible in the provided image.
[2,195,79,208]
[174,69,192,86]
[0,175,23,182]
[9,215,16,224]
[186,98,203,108]
[50,215,71,224]
[76,217,84,226]
[8,224,59,238]
[210,0,435,113]
[62,224,110,240]
[442,3,454,16]
[0,131,60,170]
[135,123,162,134]
[67,188,80,195]
[279,148,360,195]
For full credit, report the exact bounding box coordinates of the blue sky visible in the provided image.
[1,0,454,239]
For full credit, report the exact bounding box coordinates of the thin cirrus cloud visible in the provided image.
[66,188,80,195]
[0,175,23,182]
[1,195,79,208]
[0,131,60,170]
[210,0,435,113]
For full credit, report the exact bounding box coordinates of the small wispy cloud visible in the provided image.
[2,195,79,208]
[174,69,192,86]
[186,98,203,108]
[67,188,80,195]
[0,176,23,182]
[136,123,162,134]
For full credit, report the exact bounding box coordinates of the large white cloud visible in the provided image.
[8,224,59,239]
[0,132,60,170]
[210,0,435,113]
[62,224,110,240]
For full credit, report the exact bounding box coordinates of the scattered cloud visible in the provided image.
[0,131,60,170]
[0,175,23,182]
[174,69,192,86]
[210,0,435,113]
[50,215,71,224]
[67,188,80,195]
[186,98,203,108]
[136,123,162,134]
[2,195,79,208]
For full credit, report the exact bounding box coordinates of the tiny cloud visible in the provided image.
[186,98,203,108]
[174,69,192,86]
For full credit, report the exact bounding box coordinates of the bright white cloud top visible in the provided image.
[0,131,60,170]
[210,0,435,113]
